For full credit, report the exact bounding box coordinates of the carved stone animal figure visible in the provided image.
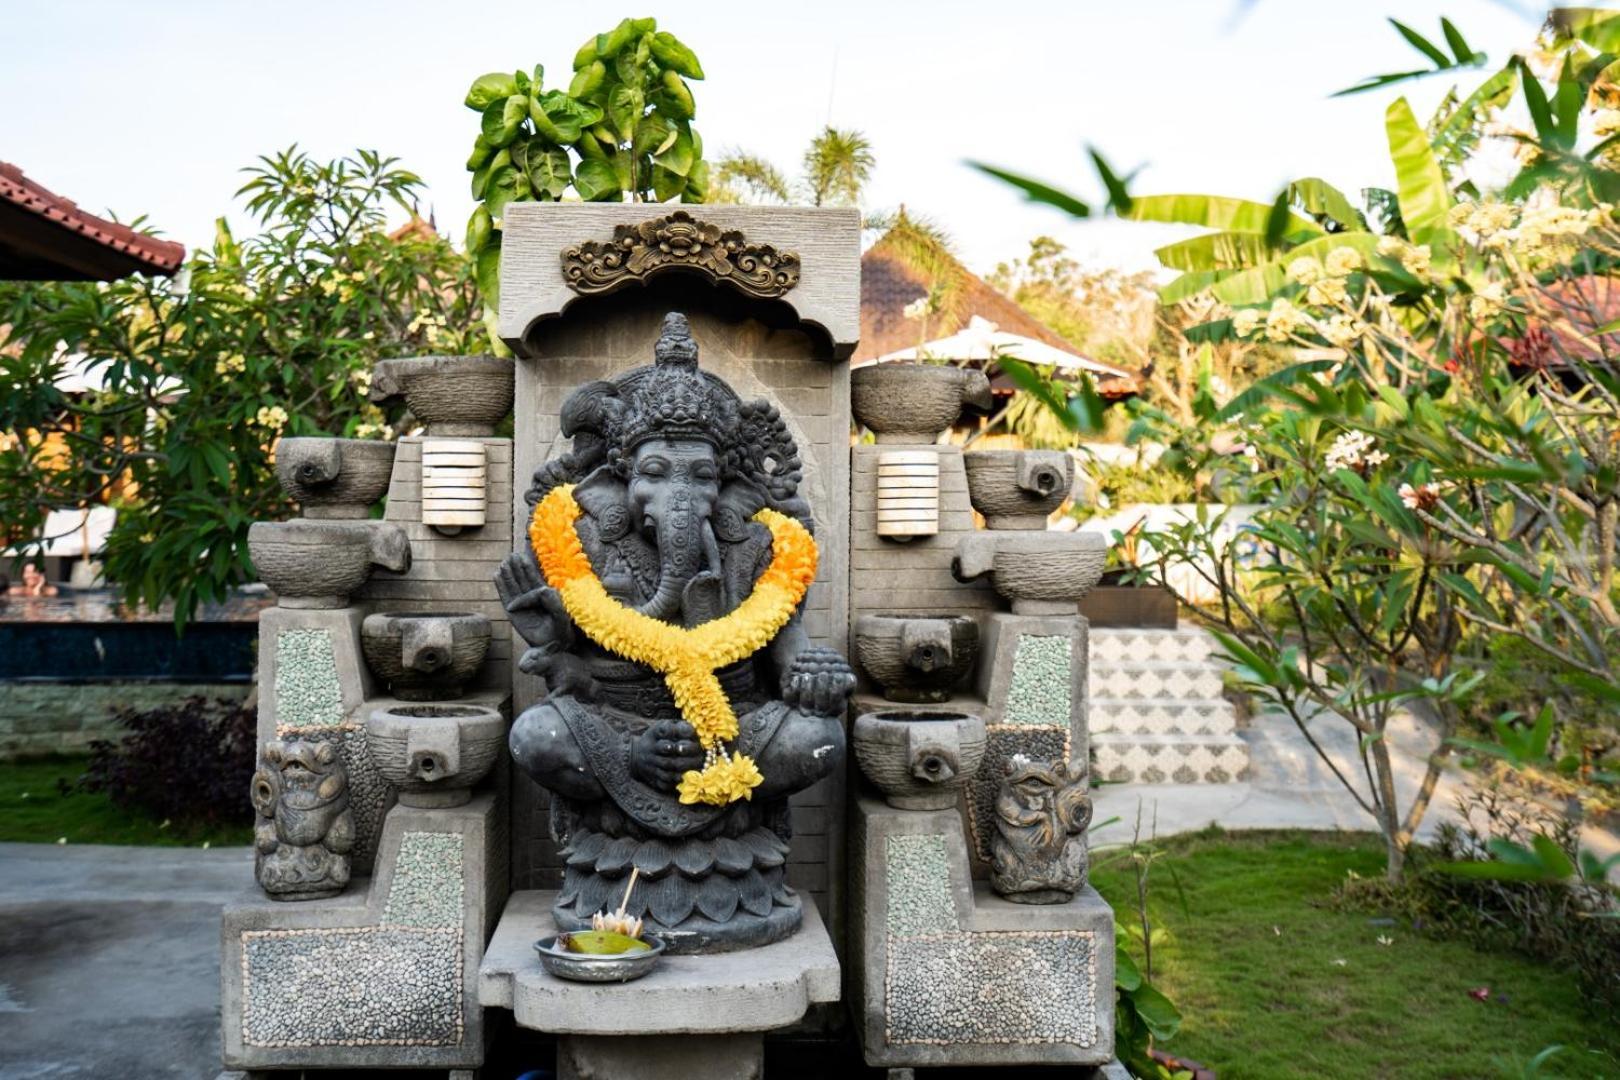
[989,755,1092,904]
[250,739,356,901]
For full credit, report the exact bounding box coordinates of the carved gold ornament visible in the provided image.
[561,211,801,299]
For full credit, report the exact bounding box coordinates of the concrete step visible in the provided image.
[1091,732,1251,785]
[1090,660,1226,701]
[1088,626,1219,665]
[1090,697,1238,737]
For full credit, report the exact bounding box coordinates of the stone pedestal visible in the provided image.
[851,796,1114,1068]
[480,890,840,1077]
[221,793,506,1073]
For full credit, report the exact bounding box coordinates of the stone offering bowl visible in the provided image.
[274,437,397,519]
[370,354,514,437]
[366,702,505,808]
[853,708,987,810]
[533,934,667,983]
[853,614,979,703]
[963,449,1074,529]
[954,531,1107,614]
[851,363,993,444]
[248,520,411,609]
[360,611,491,701]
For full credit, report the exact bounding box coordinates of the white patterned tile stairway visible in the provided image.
[1089,698,1238,737]
[1089,626,1218,665]
[1089,660,1225,701]
[1091,732,1251,785]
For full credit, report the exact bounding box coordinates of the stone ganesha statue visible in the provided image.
[497,312,852,952]
[250,739,356,901]
[989,755,1093,904]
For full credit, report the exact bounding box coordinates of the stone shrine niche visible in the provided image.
[494,204,862,946]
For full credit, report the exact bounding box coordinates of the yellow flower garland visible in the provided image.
[529,484,818,806]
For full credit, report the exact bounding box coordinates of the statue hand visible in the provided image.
[782,646,857,717]
[497,552,574,650]
[630,720,705,792]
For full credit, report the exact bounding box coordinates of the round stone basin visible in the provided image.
[852,708,987,810]
[366,702,505,807]
[955,531,1108,614]
[963,450,1074,529]
[248,520,376,609]
[274,437,396,520]
[853,614,979,703]
[370,355,514,437]
[360,611,491,701]
[851,363,992,444]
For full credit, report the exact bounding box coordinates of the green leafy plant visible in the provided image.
[0,148,481,626]
[462,17,708,346]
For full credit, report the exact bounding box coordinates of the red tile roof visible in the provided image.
[0,162,185,280]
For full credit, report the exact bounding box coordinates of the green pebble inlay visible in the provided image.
[885,834,955,937]
[382,831,464,928]
[1003,634,1072,727]
[274,629,343,728]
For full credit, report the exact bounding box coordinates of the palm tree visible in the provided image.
[712,127,875,207]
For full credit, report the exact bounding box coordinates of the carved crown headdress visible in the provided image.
[613,313,739,450]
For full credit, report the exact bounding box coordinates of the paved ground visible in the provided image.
[0,843,250,1080]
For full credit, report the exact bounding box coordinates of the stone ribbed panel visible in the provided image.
[507,289,852,944]
[1090,698,1238,737]
[357,436,514,694]
[1091,732,1251,784]
[1090,661,1224,702]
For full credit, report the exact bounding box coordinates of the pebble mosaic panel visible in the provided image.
[884,930,1097,1046]
[1002,635,1073,727]
[241,926,462,1047]
[967,726,1070,862]
[883,834,955,937]
[383,832,464,929]
[274,629,343,727]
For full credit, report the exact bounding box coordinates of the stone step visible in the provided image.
[1091,732,1251,785]
[1089,697,1238,737]
[1089,660,1226,701]
[1088,626,1220,665]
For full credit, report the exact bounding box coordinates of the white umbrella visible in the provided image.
[865,315,1134,380]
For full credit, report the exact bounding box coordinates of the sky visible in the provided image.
[2,0,1557,279]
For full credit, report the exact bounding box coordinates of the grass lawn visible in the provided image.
[0,756,252,847]
[1091,828,1619,1080]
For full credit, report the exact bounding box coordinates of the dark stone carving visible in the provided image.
[560,211,801,300]
[497,312,849,953]
[251,739,356,900]
[853,614,980,703]
[989,756,1093,904]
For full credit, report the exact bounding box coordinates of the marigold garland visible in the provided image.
[529,484,818,806]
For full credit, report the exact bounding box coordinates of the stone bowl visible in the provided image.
[533,934,666,983]
[370,355,514,436]
[366,702,505,808]
[851,363,993,444]
[853,614,979,703]
[954,531,1108,615]
[853,708,987,810]
[360,611,491,701]
[274,437,397,519]
[248,520,411,609]
[963,450,1074,530]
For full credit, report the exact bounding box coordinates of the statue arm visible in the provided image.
[750,708,843,799]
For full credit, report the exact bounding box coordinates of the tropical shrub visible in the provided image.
[75,695,257,827]
[0,149,481,625]
[975,10,1620,878]
[462,17,709,346]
